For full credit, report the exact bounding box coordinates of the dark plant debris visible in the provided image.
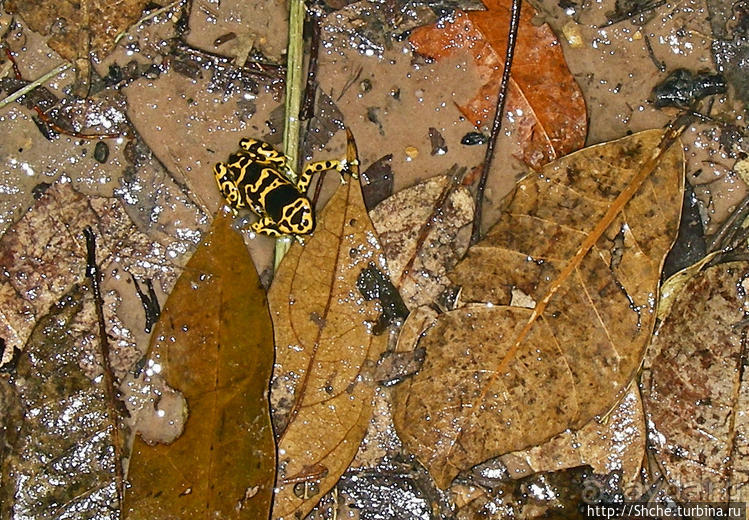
[651,69,726,109]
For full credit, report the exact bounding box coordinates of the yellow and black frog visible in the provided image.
[213,138,353,237]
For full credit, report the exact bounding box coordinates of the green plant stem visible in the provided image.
[275,0,306,270]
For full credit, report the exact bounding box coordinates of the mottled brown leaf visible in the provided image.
[498,387,645,486]
[409,0,587,169]
[370,174,473,309]
[269,149,388,519]
[1,286,121,520]
[393,130,684,488]
[5,0,149,61]
[123,212,275,519]
[644,262,749,502]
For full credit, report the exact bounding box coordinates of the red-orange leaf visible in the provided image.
[410,0,587,169]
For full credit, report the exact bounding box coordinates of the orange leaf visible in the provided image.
[410,0,587,169]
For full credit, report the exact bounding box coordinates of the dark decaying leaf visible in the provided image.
[660,183,706,280]
[5,0,151,61]
[269,137,388,519]
[1,285,121,520]
[409,0,587,169]
[644,261,749,502]
[360,154,394,211]
[453,466,615,519]
[122,212,275,519]
[393,130,684,488]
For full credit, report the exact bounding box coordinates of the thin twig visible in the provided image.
[644,34,666,72]
[114,0,186,45]
[83,227,126,505]
[706,194,749,252]
[598,0,666,27]
[0,62,71,110]
[470,0,522,245]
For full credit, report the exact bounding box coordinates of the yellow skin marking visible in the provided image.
[213,138,355,237]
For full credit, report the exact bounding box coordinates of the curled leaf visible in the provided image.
[393,130,684,488]
[123,212,275,519]
[409,0,587,169]
[269,159,388,519]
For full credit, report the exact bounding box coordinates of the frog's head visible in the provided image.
[278,197,315,235]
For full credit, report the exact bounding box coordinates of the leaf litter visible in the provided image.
[2,0,749,515]
[1,285,122,520]
[642,261,749,502]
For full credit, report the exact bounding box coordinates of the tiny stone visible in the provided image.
[94,141,109,164]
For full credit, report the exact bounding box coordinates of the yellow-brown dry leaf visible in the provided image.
[392,129,684,488]
[269,174,389,519]
[6,0,149,61]
[123,212,275,519]
[369,174,473,310]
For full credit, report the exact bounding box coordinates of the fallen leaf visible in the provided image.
[269,142,389,519]
[644,261,749,502]
[497,386,645,487]
[393,129,684,488]
[5,0,150,61]
[370,173,474,309]
[123,212,276,519]
[1,285,121,520]
[409,0,587,169]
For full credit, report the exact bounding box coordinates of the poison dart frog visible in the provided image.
[213,138,354,237]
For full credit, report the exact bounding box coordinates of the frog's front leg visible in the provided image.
[213,162,243,213]
[298,159,358,193]
[239,138,288,170]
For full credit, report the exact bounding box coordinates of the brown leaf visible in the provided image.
[123,212,275,519]
[0,181,187,364]
[370,174,474,310]
[409,0,587,169]
[643,262,749,502]
[498,387,645,486]
[392,129,684,488]
[269,153,388,518]
[5,0,150,61]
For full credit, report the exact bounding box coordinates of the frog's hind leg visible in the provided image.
[239,138,288,170]
[251,216,284,237]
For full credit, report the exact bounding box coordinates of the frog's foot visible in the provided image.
[251,217,284,237]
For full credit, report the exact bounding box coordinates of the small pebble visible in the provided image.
[94,141,109,163]
[405,146,419,161]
